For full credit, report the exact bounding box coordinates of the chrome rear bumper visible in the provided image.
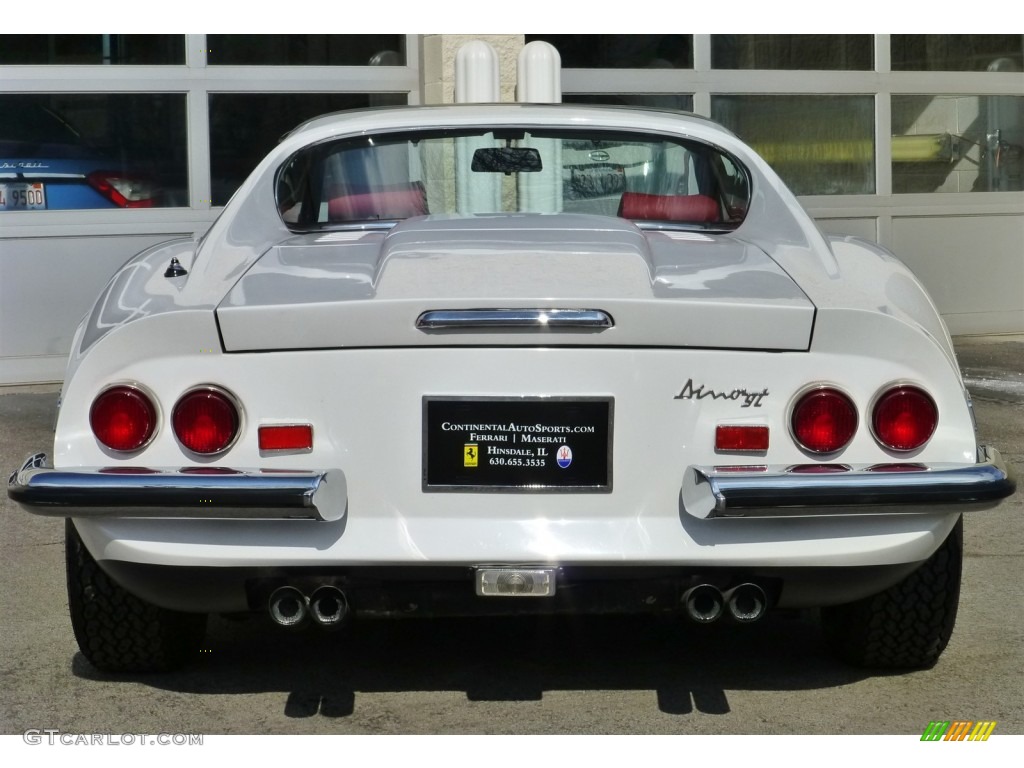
[7,453,346,522]
[682,446,1015,519]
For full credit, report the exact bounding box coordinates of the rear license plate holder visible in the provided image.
[423,397,613,492]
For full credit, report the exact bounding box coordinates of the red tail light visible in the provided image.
[90,385,157,452]
[791,388,858,454]
[86,171,156,208]
[872,386,937,452]
[172,388,240,455]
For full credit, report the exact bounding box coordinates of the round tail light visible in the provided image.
[791,388,858,454]
[172,388,240,455]
[90,385,157,452]
[872,386,937,452]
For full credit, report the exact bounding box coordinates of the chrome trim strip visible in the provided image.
[8,453,346,522]
[20,173,87,180]
[681,446,1016,519]
[416,309,614,331]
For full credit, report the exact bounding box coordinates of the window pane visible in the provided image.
[893,95,1023,192]
[563,94,694,111]
[0,35,184,65]
[711,95,875,195]
[209,93,406,206]
[277,128,748,229]
[206,35,406,66]
[0,94,187,211]
[525,35,692,69]
[892,35,1023,72]
[711,35,872,70]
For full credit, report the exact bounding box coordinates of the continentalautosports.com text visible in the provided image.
[23,730,202,746]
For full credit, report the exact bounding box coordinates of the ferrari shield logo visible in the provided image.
[464,444,479,467]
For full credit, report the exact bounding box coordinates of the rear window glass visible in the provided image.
[276,128,750,231]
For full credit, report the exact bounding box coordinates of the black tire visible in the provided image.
[821,516,963,669]
[65,519,207,673]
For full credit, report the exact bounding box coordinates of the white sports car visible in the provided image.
[9,104,1015,673]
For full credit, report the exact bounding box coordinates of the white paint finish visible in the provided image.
[216,214,814,352]
[60,340,971,569]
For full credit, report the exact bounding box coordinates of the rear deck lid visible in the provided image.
[215,214,815,351]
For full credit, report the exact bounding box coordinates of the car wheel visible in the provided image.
[821,515,962,669]
[65,519,207,673]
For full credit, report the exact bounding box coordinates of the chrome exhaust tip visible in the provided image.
[268,585,309,628]
[683,584,724,623]
[309,585,349,629]
[725,583,768,623]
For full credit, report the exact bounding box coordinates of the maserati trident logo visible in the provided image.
[674,378,769,408]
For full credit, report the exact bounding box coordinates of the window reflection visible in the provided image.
[209,93,406,206]
[891,35,1023,72]
[712,95,875,195]
[525,35,692,69]
[711,35,871,70]
[206,35,406,66]
[0,35,184,65]
[893,95,1023,192]
[0,94,187,211]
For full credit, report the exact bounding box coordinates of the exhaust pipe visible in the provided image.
[309,585,349,629]
[683,584,724,623]
[268,585,309,628]
[724,583,767,623]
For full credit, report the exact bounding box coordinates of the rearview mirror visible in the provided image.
[471,147,542,174]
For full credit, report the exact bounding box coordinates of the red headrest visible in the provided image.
[618,192,719,223]
[328,186,427,221]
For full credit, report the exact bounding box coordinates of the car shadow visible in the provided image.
[71,609,882,719]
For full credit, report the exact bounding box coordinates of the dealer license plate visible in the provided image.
[423,397,613,492]
[0,182,46,210]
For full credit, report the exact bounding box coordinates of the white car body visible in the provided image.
[10,104,1014,672]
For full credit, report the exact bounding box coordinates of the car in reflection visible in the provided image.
[0,97,157,210]
[8,103,1015,672]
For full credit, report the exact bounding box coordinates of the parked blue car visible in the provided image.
[0,97,157,210]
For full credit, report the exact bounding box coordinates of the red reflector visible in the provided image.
[791,388,858,454]
[172,388,240,455]
[258,424,314,452]
[715,425,770,452]
[90,386,157,452]
[872,386,938,452]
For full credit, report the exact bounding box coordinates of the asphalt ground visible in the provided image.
[1,337,1021,743]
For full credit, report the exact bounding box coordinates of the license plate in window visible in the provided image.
[0,183,47,210]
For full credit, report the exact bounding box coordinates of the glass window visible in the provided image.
[525,35,693,69]
[893,95,1023,193]
[206,35,406,66]
[563,94,694,111]
[0,35,184,65]
[711,35,872,70]
[276,127,749,230]
[209,93,407,206]
[711,95,875,195]
[891,35,1024,72]
[0,94,187,211]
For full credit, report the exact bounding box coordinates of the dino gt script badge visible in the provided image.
[674,378,769,408]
